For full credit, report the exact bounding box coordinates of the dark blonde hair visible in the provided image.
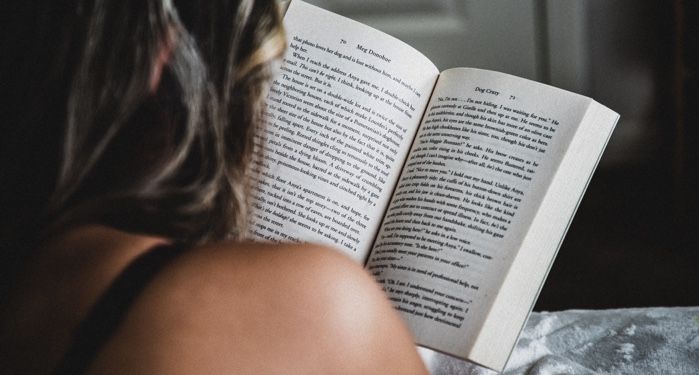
[0,0,285,279]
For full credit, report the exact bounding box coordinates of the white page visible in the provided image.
[248,0,439,262]
[367,68,596,361]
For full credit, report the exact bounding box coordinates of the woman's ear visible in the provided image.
[149,28,177,93]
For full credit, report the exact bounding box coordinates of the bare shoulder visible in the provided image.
[1,225,169,375]
[87,241,427,374]
[5,226,424,375]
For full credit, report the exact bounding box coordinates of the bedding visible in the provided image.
[420,306,699,374]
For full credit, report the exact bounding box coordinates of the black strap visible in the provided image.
[53,243,187,375]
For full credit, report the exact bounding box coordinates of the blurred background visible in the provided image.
[303,0,699,310]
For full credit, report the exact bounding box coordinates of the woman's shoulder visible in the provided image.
[1,225,169,374]
[80,230,424,374]
[4,225,426,374]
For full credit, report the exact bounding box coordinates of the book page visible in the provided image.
[366,68,604,365]
[469,99,617,370]
[248,0,439,263]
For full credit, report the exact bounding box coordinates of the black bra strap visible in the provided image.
[53,243,187,375]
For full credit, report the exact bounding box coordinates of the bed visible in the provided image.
[420,306,699,374]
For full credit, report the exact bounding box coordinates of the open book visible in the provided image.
[248,1,618,371]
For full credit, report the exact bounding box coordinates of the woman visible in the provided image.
[0,0,428,373]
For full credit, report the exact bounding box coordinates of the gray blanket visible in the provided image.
[421,307,699,374]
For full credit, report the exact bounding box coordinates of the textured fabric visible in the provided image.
[421,307,699,375]
[53,243,187,375]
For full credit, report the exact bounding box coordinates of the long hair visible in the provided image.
[0,0,285,283]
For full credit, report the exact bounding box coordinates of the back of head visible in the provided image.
[0,0,285,286]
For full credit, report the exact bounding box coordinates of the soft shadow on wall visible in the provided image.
[535,0,699,310]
